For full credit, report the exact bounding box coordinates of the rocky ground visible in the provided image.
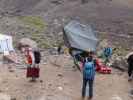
[0,0,132,100]
[0,54,132,100]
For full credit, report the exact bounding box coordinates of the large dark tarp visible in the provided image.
[63,20,99,52]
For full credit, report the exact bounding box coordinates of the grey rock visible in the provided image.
[130,89,133,95]
[11,98,17,100]
[40,80,43,83]
[9,69,15,73]
[57,73,63,78]
[111,57,128,72]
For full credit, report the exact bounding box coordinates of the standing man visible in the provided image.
[57,45,62,55]
[82,52,96,100]
[127,53,133,81]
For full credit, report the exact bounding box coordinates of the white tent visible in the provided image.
[0,34,19,64]
[0,34,14,54]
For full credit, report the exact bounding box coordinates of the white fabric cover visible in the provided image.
[0,34,14,53]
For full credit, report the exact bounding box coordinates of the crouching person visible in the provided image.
[103,47,113,65]
[82,52,96,100]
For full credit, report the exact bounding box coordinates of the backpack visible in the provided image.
[34,50,41,64]
[104,47,112,57]
[83,59,95,79]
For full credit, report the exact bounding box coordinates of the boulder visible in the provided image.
[111,56,128,71]
[129,89,133,98]
[0,93,11,100]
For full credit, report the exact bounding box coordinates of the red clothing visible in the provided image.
[95,59,111,74]
[27,54,32,64]
[27,67,40,78]
[25,48,40,78]
[26,49,33,65]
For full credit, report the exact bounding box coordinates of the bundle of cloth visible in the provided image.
[74,52,112,74]
[95,59,112,74]
[69,48,112,74]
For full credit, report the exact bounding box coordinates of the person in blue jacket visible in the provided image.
[82,52,96,100]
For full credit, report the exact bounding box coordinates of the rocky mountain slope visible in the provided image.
[0,0,133,50]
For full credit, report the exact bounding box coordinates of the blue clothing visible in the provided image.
[103,47,112,58]
[83,61,95,80]
[82,79,94,98]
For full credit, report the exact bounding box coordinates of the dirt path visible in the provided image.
[0,0,132,99]
[0,55,132,100]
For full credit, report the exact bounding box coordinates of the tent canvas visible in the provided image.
[0,34,14,53]
[63,20,99,52]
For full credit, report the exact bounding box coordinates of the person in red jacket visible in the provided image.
[22,46,39,82]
